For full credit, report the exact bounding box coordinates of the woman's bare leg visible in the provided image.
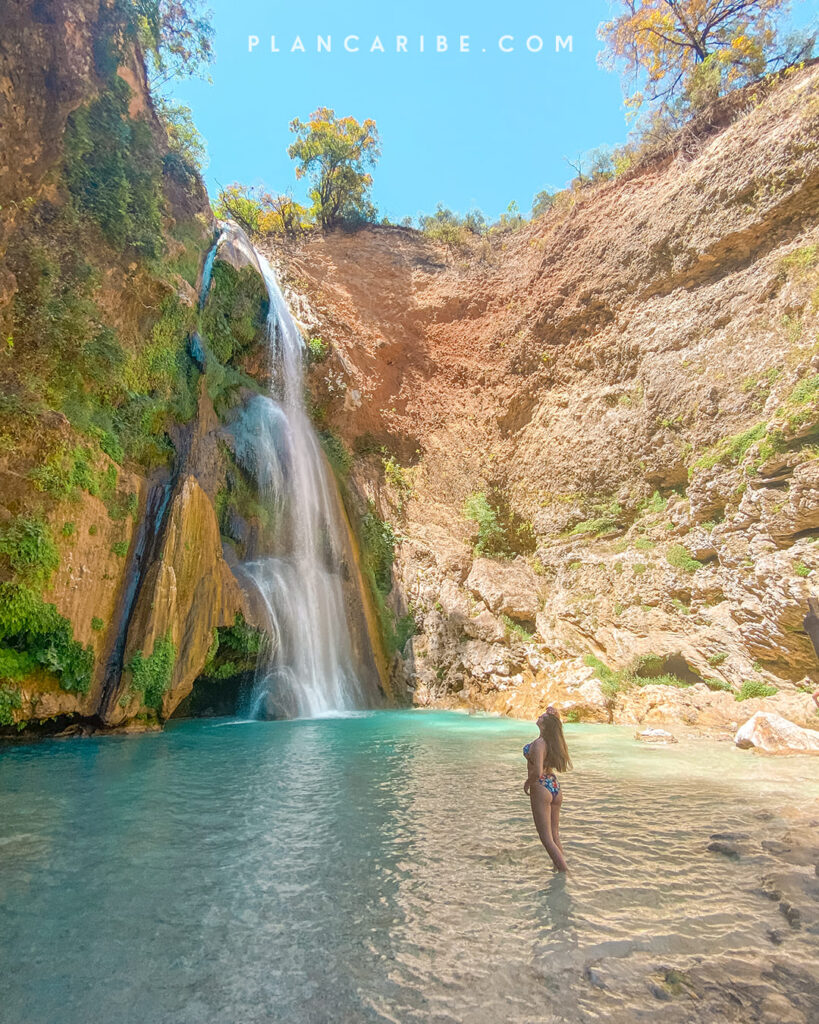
[551,791,564,854]
[530,786,568,871]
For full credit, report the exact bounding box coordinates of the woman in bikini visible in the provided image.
[523,707,572,872]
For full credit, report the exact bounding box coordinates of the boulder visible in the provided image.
[734,712,819,755]
[465,557,540,622]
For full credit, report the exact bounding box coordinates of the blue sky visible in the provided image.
[167,0,814,222]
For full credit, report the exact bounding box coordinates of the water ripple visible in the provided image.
[0,714,817,1023]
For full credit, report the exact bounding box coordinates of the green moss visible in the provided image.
[199,614,265,680]
[634,536,655,551]
[666,544,703,574]
[708,651,729,666]
[704,677,733,692]
[361,503,395,596]
[91,617,104,632]
[200,261,268,366]
[502,614,534,642]
[320,430,353,478]
[736,679,778,701]
[0,516,60,587]
[127,632,176,710]
[0,583,93,693]
[795,561,811,578]
[111,541,129,558]
[691,422,767,474]
[584,654,633,698]
[633,563,647,575]
[63,75,164,259]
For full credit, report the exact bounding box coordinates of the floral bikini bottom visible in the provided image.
[523,743,561,796]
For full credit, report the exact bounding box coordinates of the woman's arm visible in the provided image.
[525,738,546,793]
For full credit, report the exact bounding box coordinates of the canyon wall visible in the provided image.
[267,64,819,733]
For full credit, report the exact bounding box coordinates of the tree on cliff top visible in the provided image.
[132,0,215,89]
[599,0,815,112]
[288,109,381,231]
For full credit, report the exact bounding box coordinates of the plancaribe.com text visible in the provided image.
[247,34,574,55]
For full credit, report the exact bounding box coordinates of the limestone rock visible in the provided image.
[636,727,678,744]
[734,712,819,755]
[465,557,541,622]
[109,475,250,724]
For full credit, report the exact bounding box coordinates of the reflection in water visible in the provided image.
[0,714,817,1024]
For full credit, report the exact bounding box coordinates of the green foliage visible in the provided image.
[502,615,534,642]
[391,611,418,654]
[288,108,381,229]
[0,685,23,727]
[708,651,729,666]
[134,0,215,86]
[127,631,176,710]
[200,261,268,365]
[779,244,819,279]
[200,614,265,679]
[111,541,129,558]
[736,678,778,701]
[787,374,819,408]
[0,516,60,587]
[633,563,647,575]
[704,677,733,692]
[463,492,504,555]
[30,444,115,502]
[306,336,329,363]
[692,422,767,473]
[531,190,556,218]
[640,490,668,514]
[794,561,811,578]
[0,583,94,692]
[91,617,104,632]
[666,544,703,574]
[320,430,353,478]
[63,76,164,259]
[361,503,396,595]
[155,97,208,173]
[634,536,655,550]
[584,654,633,698]
[418,205,486,244]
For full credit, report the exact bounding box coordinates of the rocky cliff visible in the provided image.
[265,63,819,734]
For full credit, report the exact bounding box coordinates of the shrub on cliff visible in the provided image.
[0,583,93,694]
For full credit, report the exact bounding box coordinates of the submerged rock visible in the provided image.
[734,712,819,755]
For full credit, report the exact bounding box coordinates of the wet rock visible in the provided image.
[734,712,819,755]
[635,727,677,743]
[710,831,751,841]
[707,840,740,858]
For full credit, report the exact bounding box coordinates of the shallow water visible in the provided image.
[1,712,817,1024]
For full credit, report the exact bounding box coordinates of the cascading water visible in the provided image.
[219,226,380,719]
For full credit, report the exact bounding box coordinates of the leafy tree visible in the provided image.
[213,185,311,237]
[258,193,311,237]
[531,190,556,218]
[599,0,815,111]
[288,108,380,230]
[134,0,215,89]
[154,97,208,171]
[213,184,264,235]
[418,205,486,244]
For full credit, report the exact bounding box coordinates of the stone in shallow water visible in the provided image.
[707,840,741,858]
[734,711,819,755]
[635,727,677,743]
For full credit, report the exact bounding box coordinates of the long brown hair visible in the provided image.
[541,714,572,773]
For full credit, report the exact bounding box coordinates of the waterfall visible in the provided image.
[220,231,380,719]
